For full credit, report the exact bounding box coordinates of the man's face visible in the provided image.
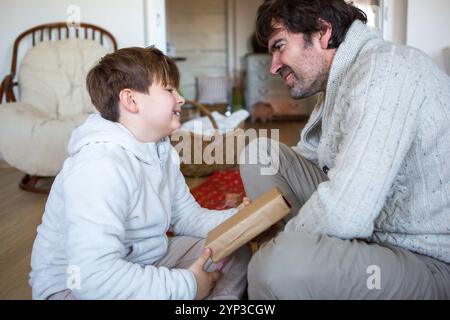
[267,23,329,99]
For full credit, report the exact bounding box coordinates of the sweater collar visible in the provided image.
[324,20,380,112]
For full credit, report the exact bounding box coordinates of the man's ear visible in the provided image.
[119,89,139,114]
[317,19,333,49]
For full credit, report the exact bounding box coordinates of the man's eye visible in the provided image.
[275,43,284,50]
[270,42,284,53]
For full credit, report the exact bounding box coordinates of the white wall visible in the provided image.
[144,0,167,53]
[0,0,167,80]
[382,0,408,44]
[227,0,263,85]
[407,0,450,73]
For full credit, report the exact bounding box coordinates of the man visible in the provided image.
[240,0,450,299]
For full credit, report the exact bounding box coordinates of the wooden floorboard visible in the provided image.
[0,120,306,299]
[0,168,46,299]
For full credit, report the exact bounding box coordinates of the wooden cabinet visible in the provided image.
[245,54,316,119]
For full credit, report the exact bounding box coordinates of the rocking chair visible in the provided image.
[0,22,117,193]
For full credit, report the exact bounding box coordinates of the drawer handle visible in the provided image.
[258,74,268,81]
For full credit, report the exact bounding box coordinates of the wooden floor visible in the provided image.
[0,120,306,300]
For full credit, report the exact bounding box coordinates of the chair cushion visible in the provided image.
[0,102,91,176]
[19,39,107,118]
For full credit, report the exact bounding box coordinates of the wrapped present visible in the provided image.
[205,187,291,262]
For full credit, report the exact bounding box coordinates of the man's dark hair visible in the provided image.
[86,46,180,122]
[256,0,368,49]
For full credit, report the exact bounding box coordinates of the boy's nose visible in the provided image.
[175,91,185,106]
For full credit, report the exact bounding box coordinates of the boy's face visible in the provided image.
[133,82,185,141]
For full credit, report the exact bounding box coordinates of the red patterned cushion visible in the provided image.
[167,170,246,237]
[191,169,246,210]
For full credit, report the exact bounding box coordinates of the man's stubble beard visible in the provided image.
[288,57,329,100]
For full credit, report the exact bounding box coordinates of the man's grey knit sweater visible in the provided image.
[287,20,450,264]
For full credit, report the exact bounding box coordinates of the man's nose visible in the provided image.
[270,55,282,76]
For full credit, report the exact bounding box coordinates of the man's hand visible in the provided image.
[188,248,221,300]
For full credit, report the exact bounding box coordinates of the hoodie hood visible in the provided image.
[68,114,172,165]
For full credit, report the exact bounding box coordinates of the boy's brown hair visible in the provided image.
[86,46,180,122]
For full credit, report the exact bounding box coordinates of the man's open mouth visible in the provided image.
[279,67,294,81]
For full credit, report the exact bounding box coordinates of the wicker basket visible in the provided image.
[171,100,246,177]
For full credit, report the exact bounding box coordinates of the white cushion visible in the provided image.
[0,102,91,176]
[19,39,107,118]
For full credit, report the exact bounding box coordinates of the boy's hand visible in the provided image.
[188,248,221,300]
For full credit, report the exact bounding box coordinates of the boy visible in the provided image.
[29,47,251,300]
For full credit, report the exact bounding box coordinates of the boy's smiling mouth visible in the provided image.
[173,109,181,116]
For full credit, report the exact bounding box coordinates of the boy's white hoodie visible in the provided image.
[29,114,236,300]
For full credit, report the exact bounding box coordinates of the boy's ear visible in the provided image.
[119,89,139,113]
